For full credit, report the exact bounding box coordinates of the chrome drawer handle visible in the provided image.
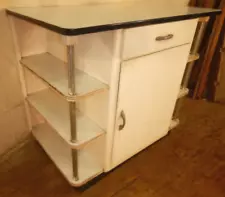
[155,34,174,41]
[119,110,126,131]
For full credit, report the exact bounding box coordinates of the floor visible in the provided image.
[1,98,225,197]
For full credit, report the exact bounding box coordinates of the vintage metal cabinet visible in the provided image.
[7,2,220,186]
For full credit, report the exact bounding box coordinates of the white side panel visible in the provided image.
[75,32,114,84]
[104,30,123,171]
[112,44,191,167]
[47,31,114,85]
[47,30,66,61]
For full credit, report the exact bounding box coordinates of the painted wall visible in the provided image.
[0,9,29,156]
[0,0,189,155]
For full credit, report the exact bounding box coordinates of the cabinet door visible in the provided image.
[112,44,191,167]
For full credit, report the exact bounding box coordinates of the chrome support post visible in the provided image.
[68,45,75,96]
[67,45,78,181]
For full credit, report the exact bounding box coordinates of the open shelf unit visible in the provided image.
[170,53,199,130]
[171,16,209,131]
[33,123,104,186]
[9,16,113,186]
[28,89,105,148]
[21,53,108,99]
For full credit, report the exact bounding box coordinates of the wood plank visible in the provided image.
[193,0,225,99]
[213,50,225,102]
[28,89,105,148]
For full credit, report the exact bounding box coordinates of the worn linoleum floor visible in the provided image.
[1,98,225,197]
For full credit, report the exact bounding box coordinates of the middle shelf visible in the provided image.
[21,53,108,99]
[28,89,106,148]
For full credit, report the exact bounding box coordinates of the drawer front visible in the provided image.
[122,19,198,60]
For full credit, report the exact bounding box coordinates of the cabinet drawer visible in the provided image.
[122,19,198,60]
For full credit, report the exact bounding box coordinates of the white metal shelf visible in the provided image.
[21,53,108,99]
[28,89,105,148]
[33,123,104,186]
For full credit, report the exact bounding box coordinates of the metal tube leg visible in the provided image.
[69,100,78,181]
[67,45,78,181]
[72,149,79,181]
[69,102,77,142]
[68,45,75,96]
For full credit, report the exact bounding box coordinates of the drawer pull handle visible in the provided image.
[119,110,126,131]
[155,34,174,41]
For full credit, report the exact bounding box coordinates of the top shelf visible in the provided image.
[7,2,221,35]
[21,53,108,99]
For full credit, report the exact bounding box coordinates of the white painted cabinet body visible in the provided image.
[8,3,218,185]
[112,45,191,167]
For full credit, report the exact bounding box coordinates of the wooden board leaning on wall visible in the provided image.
[208,21,225,102]
[188,0,225,99]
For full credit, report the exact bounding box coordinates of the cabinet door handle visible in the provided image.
[119,110,126,131]
[155,34,174,41]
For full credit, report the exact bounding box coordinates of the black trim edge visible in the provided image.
[6,9,221,36]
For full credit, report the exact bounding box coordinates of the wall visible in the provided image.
[0,9,29,156]
[0,0,189,155]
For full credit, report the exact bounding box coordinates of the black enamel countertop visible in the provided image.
[7,1,221,36]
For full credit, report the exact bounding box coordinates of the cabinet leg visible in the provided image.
[67,45,75,96]
[69,101,78,180]
[71,149,79,181]
[67,37,78,181]
[69,102,77,142]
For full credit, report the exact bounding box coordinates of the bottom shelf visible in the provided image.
[33,123,105,187]
[169,119,180,131]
